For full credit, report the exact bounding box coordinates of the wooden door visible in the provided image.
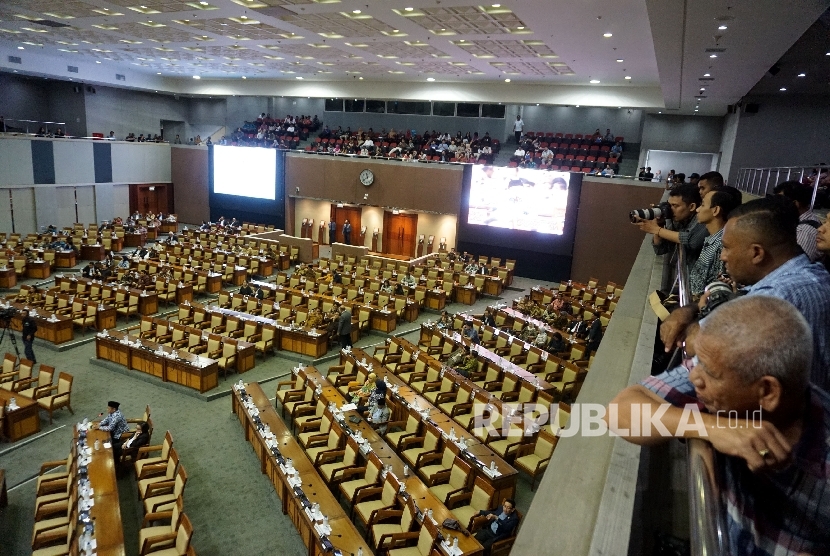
[130,184,171,215]
[330,205,362,245]
[382,212,418,258]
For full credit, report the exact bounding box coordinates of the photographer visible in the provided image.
[633,183,708,266]
[21,309,38,363]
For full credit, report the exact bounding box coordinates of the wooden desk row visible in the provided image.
[231,382,372,556]
[132,262,224,294]
[264,370,486,556]
[55,276,161,316]
[134,315,256,374]
[4,300,75,344]
[0,388,41,441]
[96,330,219,393]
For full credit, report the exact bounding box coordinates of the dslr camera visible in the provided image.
[630,201,672,223]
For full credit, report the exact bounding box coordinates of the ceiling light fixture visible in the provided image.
[718,25,727,30]
[703,73,711,77]
[404,6,413,11]
[797,73,806,77]
[18,46,24,49]
[709,54,717,58]
[359,76,363,80]
[193,75,200,79]
[517,26,524,30]
[492,3,501,6]
[779,87,787,91]
[426,77,435,81]
[575,105,580,107]
[603,32,612,38]
[199,1,208,4]
[96,60,101,63]
[504,78,511,82]
[590,79,600,83]
[658,111,662,114]
[242,76,246,79]
[296,76,303,79]
[616,59,623,62]
[624,75,632,80]
[157,72,161,74]
[352,9,361,13]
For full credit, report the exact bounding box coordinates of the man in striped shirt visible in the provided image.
[689,186,743,298]
[773,180,822,262]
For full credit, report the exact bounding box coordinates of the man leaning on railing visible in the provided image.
[607,296,830,556]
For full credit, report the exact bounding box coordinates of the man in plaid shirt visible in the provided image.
[610,296,830,555]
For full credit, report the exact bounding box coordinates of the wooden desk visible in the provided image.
[483,276,504,296]
[124,232,147,248]
[54,250,77,268]
[96,305,117,331]
[176,284,194,305]
[137,293,159,316]
[25,259,51,279]
[454,285,477,306]
[0,267,16,289]
[81,244,106,261]
[280,327,328,358]
[146,226,158,241]
[160,221,178,234]
[425,289,447,310]
[370,307,397,333]
[0,390,41,441]
[232,383,372,556]
[82,428,126,556]
[96,331,219,393]
[108,237,124,253]
[8,303,74,344]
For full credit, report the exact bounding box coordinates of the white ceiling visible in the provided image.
[0,0,828,115]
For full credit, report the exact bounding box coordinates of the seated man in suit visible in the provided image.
[119,421,151,474]
[475,498,519,554]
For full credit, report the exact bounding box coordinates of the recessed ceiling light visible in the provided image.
[492,3,501,6]
[536,103,539,106]
[617,106,621,109]
[575,105,580,107]
[199,1,208,4]
[718,25,727,30]
[797,73,806,77]
[426,77,435,81]
[157,72,161,74]
[392,29,398,33]
[700,87,705,91]
[296,76,303,79]
[616,59,623,62]
[404,6,413,11]
[703,73,711,77]
[779,87,787,91]
[96,60,101,63]
[709,54,717,58]
[517,26,524,30]
[658,111,662,114]
[603,32,612,38]
[241,15,247,19]
[359,76,363,80]
[352,9,361,13]
[624,75,632,80]
[504,78,511,82]
[193,75,200,79]
[242,76,246,79]
[590,79,600,84]
[18,46,24,49]
[140,5,147,8]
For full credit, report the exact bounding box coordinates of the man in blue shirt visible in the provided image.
[475,498,519,554]
[661,196,830,390]
[99,400,130,458]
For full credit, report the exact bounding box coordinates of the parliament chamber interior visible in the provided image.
[1,1,829,555]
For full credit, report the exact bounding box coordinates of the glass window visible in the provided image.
[324,98,343,112]
[388,101,431,115]
[433,102,455,117]
[456,103,481,118]
[365,100,386,113]
[481,103,506,118]
[345,99,365,112]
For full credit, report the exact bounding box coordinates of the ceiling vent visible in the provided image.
[31,18,71,28]
[67,65,79,73]
[8,55,22,64]
[116,74,126,81]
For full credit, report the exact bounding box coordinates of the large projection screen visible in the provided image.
[212,145,276,200]
[468,166,570,235]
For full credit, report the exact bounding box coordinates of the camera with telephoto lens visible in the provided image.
[629,201,672,223]
[0,307,17,327]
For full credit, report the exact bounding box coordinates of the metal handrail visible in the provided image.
[676,244,730,556]
[734,164,826,203]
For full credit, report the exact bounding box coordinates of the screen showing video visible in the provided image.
[212,145,276,200]
[468,166,571,235]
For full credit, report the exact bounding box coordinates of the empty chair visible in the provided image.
[139,509,193,556]
[317,435,359,485]
[18,364,55,400]
[369,497,418,552]
[428,457,472,505]
[143,465,187,514]
[135,431,174,478]
[37,372,73,424]
[514,429,558,490]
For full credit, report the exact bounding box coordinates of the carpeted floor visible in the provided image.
[0,243,558,556]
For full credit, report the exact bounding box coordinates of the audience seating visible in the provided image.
[36,372,74,424]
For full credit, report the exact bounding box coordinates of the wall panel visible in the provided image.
[11,188,37,235]
[112,142,172,183]
[112,184,130,220]
[76,185,97,225]
[0,138,34,186]
[94,183,114,222]
[170,146,209,225]
[34,187,59,230]
[55,187,78,229]
[0,190,13,234]
[53,140,95,184]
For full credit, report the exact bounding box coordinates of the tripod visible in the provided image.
[0,324,21,359]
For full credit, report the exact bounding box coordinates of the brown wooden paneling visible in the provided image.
[286,154,463,214]
[331,205,361,245]
[170,146,209,224]
[570,178,663,285]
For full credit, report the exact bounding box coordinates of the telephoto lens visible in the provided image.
[629,201,671,223]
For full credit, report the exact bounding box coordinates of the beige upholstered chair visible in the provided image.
[37,372,74,423]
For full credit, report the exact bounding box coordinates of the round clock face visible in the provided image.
[359,169,374,186]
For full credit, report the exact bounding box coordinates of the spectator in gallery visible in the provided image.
[108,131,116,140]
[206,137,212,146]
[512,114,524,144]
[603,128,614,143]
[611,141,623,155]
[697,171,725,198]
[774,180,822,262]
[54,127,65,137]
[688,173,701,188]
[342,219,352,245]
[36,126,46,137]
[600,164,615,177]
[511,145,526,164]
[644,167,654,180]
[328,220,336,244]
[652,170,663,183]
[188,138,194,145]
[638,167,647,180]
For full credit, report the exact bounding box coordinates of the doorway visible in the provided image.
[330,205,362,245]
[130,184,172,215]
[383,212,418,258]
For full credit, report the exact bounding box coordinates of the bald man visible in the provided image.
[609,295,830,555]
